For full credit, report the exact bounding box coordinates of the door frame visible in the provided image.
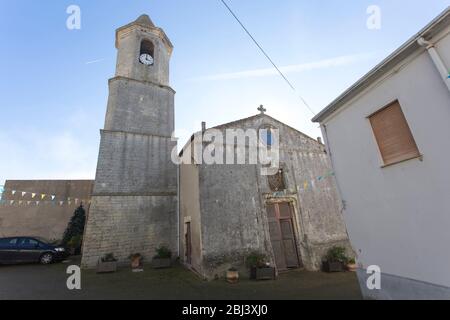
[185,222,192,265]
[264,197,304,271]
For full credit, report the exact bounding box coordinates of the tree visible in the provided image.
[62,204,86,249]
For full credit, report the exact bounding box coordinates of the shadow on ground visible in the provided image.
[0,257,362,300]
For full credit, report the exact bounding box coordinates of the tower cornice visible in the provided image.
[115,20,173,55]
[108,76,176,94]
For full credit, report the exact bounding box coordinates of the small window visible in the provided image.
[369,100,420,166]
[19,238,38,247]
[259,127,277,146]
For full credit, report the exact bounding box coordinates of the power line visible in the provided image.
[219,0,316,116]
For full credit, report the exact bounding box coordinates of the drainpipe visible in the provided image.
[177,164,180,258]
[417,37,450,92]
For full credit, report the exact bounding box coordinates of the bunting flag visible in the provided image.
[21,192,27,197]
[31,193,36,199]
[18,200,23,205]
[10,200,14,205]
[41,194,46,200]
[51,195,56,201]
[60,201,64,206]
[36,201,40,206]
[12,190,16,195]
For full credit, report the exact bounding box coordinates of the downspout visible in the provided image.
[177,164,180,258]
[418,37,450,92]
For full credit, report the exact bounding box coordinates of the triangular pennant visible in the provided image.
[60,201,64,206]
[68,201,72,206]
[36,201,40,206]
[31,193,36,198]
[41,194,46,200]
[22,192,27,197]
[10,200,14,205]
[18,200,23,205]
[12,190,16,195]
[51,195,56,201]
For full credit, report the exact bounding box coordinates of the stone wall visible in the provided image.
[0,180,93,241]
[81,195,176,267]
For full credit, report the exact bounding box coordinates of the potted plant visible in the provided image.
[322,246,348,272]
[346,257,357,272]
[226,267,239,284]
[97,253,118,273]
[129,253,144,272]
[151,246,172,269]
[246,252,276,280]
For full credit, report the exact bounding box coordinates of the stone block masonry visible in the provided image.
[81,195,177,268]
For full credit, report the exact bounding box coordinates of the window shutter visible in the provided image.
[369,101,420,166]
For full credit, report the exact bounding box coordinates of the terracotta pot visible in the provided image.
[346,263,358,272]
[226,270,239,284]
[131,256,143,269]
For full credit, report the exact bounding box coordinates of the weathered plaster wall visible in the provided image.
[179,164,203,274]
[198,164,266,279]
[0,180,93,241]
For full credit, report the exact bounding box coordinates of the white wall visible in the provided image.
[321,29,450,288]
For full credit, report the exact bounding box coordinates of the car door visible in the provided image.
[17,238,42,262]
[0,238,19,263]
[0,238,10,262]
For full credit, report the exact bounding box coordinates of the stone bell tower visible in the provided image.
[81,15,177,268]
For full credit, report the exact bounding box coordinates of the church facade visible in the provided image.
[81,15,352,276]
[179,114,352,279]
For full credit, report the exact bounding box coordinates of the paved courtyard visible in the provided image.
[0,257,362,300]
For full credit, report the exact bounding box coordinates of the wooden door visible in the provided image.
[267,203,301,271]
[185,222,192,265]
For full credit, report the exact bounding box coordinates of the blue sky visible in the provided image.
[0,0,448,184]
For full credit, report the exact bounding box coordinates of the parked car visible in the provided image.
[0,237,69,265]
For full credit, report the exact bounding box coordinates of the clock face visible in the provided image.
[139,53,154,66]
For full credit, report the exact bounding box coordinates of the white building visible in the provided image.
[312,8,450,299]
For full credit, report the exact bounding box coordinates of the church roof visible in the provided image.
[178,113,322,157]
[115,14,173,53]
[134,14,155,28]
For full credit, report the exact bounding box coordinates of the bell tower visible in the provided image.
[81,15,177,268]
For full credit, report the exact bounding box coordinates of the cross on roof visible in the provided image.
[258,105,267,114]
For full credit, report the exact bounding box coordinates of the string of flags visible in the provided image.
[0,186,90,207]
[301,170,335,192]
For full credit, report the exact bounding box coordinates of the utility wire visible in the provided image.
[219,0,316,116]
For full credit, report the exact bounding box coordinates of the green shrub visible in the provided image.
[326,246,349,263]
[155,246,172,259]
[246,251,267,268]
[101,253,117,262]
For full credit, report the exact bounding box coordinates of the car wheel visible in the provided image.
[40,253,54,265]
